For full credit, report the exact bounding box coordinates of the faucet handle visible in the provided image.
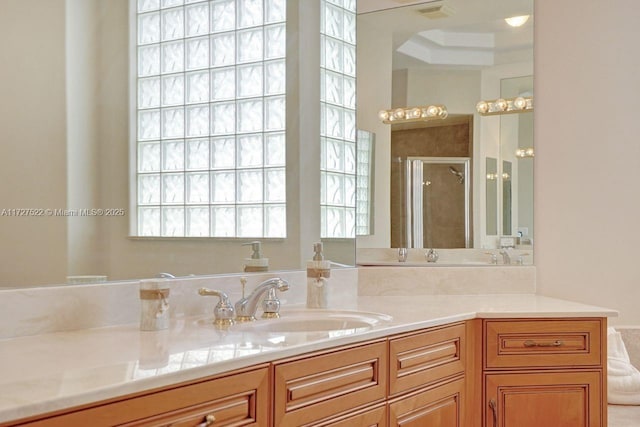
[261,287,282,319]
[198,288,235,327]
[484,252,498,265]
[516,253,530,265]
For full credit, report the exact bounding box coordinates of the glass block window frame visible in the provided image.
[356,129,374,236]
[134,0,287,238]
[320,0,357,239]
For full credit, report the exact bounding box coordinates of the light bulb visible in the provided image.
[426,105,439,117]
[378,110,390,121]
[495,99,508,111]
[505,15,529,27]
[409,107,421,119]
[393,108,405,119]
[516,149,525,157]
[476,101,489,114]
[513,97,527,110]
[525,148,535,157]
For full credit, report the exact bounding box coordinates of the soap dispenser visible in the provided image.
[242,241,269,272]
[306,242,331,309]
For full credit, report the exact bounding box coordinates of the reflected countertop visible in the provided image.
[0,294,616,424]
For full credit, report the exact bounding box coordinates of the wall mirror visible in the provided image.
[355,0,533,264]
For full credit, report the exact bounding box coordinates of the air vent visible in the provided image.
[418,3,456,19]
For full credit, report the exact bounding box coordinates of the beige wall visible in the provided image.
[535,0,640,325]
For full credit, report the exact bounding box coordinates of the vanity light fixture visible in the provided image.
[476,96,533,116]
[505,15,530,27]
[378,104,448,124]
[516,147,535,158]
[486,173,498,180]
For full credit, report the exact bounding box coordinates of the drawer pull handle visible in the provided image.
[523,339,563,348]
[489,399,498,427]
[196,414,216,427]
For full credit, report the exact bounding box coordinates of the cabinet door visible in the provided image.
[388,377,464,427]
[315,404,387,427]
[485,371,602,427]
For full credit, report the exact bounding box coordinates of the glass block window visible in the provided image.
[356,130,374,236]
[134,0,287,238]
[320,0,356,238]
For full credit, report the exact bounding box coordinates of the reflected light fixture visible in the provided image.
[476,96,533,116]
[505,15,530,27]
[516,147,535,158]
[378,104,448,124]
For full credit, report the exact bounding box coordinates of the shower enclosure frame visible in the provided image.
[405,157,471,249]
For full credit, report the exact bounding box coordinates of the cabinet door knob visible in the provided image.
[523,339,563,348]
[489,399,498,427]
[196,414,216,427]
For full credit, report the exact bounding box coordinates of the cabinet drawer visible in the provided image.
[389,323,465,396]
[485,319,603,369]
[314,404,387,427]
[388,377,464,427]
[274,340,387,426]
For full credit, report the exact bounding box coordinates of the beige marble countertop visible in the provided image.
[0,294,616,424]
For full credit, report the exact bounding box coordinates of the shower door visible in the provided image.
[406,157,470,249]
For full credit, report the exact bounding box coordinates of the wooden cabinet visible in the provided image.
[482,318,607,427]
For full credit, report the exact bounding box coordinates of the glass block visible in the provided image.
[138,45,160,77]
[343,76,356,109]
[238,64,263,97]
[139,77,160,108]
[161,41,185,74]
[162,207,185,237]
[186,37,210,70]
[237,206,263,237]
[138,174,161,204]
[161,0,183,7]
[320,170,326,204]
[325,138,344,171]
[265,24,285,59]
[211,67,235,100]
[138,141,161,172]
[186,105,210,137]
[186,71,209,103]
[139,207,161,236]
[211,206,235,237]
[265,168,285,202]
[265,205,286,237]
[265,0,286,23]
[323,35,343,73]
[265,96,285,131]
[211,0,235,32]
[162,140,184,170]
[186,138,209,169]
[211,33,236,67]
[345,207,356,237]
[265,133,285,166]
[138,110,161,140]
[345,175,356,207]
[162,107,185,138]
[237,29,263,63]
[344,108,356,141]
[138,12,161,45]
[323,3,343,39]
[324,104,344,139]
[265,60,285,94]
[238,0,263,28]
[161,74,184,106]
[344,0,356,12]
[325,0,343,7]
[138,0,160,13]
[343,10,356,44]
[211,102,236,135]
[186,172,210,203]
[344,140,356,173]
[211,137,235,168]
[185,3,209,37]
[237,99,263,133]
[186,207,210,236]
[323,70,343,105]
[238,170,263,202]
[326,172,344,205]
[326,207,345,238]
[237,134,263,167]
[211,171,235,202]
[344,44,356,77]
[161,8,184,41]
[162,173,185,204]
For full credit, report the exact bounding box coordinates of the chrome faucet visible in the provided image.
[198,288,235,327]
[499,249,512,265]
[235,277,289,321]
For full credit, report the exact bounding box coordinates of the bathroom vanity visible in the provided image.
[0,285,613,427]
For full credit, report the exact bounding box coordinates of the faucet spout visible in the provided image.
[235,278,289,321]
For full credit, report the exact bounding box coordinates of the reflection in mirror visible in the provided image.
[485,157,498,236]
[356,0,533,265]
[502,160,513,235]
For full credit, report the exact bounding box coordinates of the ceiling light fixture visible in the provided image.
[378,104,448,124]
[476,96,533,116]
[505,15,530,27]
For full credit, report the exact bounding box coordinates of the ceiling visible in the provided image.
[357,0,533,70]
